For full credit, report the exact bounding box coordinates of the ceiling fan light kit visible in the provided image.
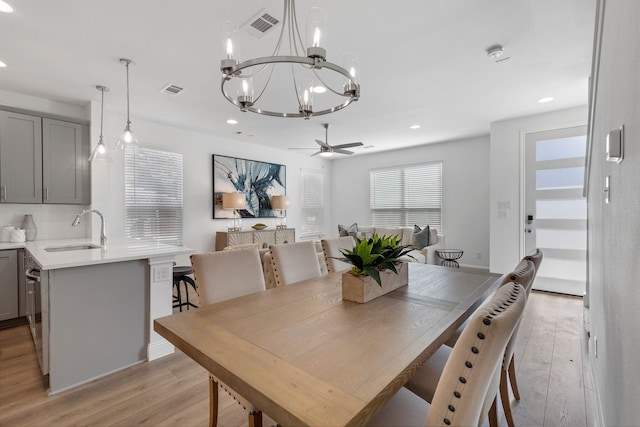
[220,0,360,119]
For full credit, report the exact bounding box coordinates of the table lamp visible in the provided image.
[271,195,290,229]
[222,193,246,231]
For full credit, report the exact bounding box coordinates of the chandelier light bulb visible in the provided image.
[313,27,321,47]
[226,38,234,59]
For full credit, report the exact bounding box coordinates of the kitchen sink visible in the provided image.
[44,244,102,252]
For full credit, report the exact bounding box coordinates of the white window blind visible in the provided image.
[300,169,324,237]
[370,161,443,234]
[125,147,183,245]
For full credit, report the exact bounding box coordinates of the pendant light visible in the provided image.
[89,85,113,162]
[116,58,139,150]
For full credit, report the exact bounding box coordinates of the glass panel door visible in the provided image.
[525,126,587,295]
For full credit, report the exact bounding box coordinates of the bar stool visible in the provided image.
[173,265,198,311]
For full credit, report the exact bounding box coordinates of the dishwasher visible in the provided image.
[25,256,48,375]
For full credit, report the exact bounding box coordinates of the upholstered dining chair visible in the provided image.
[321,236,355,272]
[525,248,544,275]
[190,247,267,427]
[269,240,323,286]
[369,282,527,427]
[442,259,536,427]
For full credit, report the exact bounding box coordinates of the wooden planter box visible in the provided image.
[341,262,409,303]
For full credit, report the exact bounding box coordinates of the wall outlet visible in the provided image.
[153,267,171,283]
[476,251,482,260]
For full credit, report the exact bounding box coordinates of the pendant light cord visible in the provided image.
[100,87,105,139]
[125,61,131,126]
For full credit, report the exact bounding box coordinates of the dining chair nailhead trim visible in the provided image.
[440,283,523,425]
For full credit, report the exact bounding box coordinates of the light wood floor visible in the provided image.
[0,291,594,427]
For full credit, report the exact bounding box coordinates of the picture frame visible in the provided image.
[212,154,286,219]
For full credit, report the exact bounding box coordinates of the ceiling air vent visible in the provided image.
[161,84,184,96]
[241,9,280,38]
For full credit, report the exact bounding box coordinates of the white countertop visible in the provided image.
[0,242,25,250]
[25,237,194,270]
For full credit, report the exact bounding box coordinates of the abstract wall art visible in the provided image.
[213,155,286,219]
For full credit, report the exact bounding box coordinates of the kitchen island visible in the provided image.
[25,237,193,394]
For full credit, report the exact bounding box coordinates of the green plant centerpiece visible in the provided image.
[337,234,415,286]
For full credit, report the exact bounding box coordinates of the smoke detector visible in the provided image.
[486,45,504,59]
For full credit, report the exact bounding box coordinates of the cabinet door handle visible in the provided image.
[44,187,49,201]
[1,185,6,201]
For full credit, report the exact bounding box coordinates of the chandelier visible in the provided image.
[220,0,360,119]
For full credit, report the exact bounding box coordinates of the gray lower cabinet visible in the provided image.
[0,110,90,205]
[0,249,18,321]
[42,118,90,204]
[0,111,43,203]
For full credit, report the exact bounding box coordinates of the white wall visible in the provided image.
[331,136,491,269]
[586,1,640,424]
[489,106,587,274]
[91,108,332,265]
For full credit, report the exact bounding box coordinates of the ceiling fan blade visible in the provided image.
[333,149,354,155]
[288,147,317,150]
[332,142,363,150]
[310,150,322,157]
[315,139,331,149]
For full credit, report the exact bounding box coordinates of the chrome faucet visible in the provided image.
[72,209,107,246]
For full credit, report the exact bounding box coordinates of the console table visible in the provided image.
[215,228,295,251]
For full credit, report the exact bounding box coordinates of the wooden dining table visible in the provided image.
[154,263,500,426]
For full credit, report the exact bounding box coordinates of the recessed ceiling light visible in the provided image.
[538,97,554,103]
[226,119,238,125]
[0,60,6,68]
[410,124,421,130]
[0,1,14,13]
[312,86,327,94]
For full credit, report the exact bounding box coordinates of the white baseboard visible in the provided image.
[148,339,175,361]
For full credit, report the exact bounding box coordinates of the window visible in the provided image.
[125,147,183,245]
[370,161,443,234]
[300,169,324,237]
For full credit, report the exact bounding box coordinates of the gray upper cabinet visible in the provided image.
[0,110,43,203]
[0,109,90,205]
[42,118,90,204]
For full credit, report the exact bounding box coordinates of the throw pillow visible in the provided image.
[338,223,358,237]
[411,225,430,249]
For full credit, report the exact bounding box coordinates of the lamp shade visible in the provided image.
[222,193,245,210]
[271,195,290,210]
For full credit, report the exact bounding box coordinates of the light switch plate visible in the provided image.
[606,126,624,163]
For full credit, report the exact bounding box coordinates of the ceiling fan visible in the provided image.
[289,123,363,157]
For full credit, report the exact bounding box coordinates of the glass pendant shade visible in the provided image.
[89,85,113,162]
[116,58,140,151]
